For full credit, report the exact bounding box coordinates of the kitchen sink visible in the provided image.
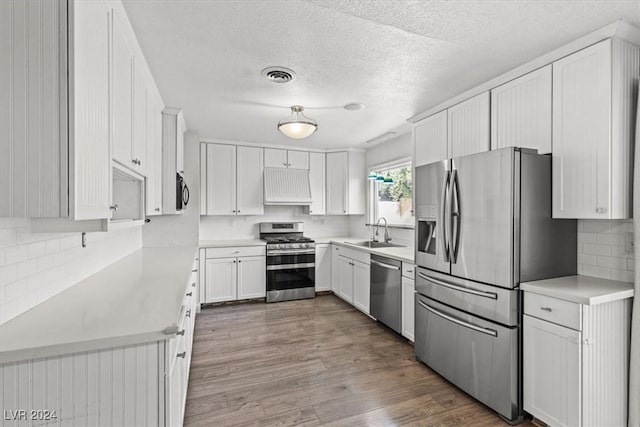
[347,241,405,249]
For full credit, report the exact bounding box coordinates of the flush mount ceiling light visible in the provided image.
[344,102,365,111]
[278,105,318,139]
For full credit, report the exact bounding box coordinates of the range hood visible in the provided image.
[264,167,312,205]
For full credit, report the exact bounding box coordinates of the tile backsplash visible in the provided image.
[0,218,142,324]
[577,219,635,282]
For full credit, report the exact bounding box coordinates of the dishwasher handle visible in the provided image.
[371,259,401,270]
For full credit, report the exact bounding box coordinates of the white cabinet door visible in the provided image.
[287,150,309,169]
[315,244,331,291]
[552,40,611,219]
[401,277,415,341]
[523,315,581,427]
[337,255,354,304]
[237,256,266,299]
[309,152,326,215]
[264,148,288,168]
[352,260,370,314]
[448,92,490,158]
[131,62,147,174]
[331,245,340,293]
[491,65,552,154]
[176,124,184,174]
[72,0,111,220]
[146,95,163,215]
[414,110,448,167]
[236,146,264,215]
[111,9,133,167]
[326,152,348,214]
[205,144,237,215]
[204,258,237,303]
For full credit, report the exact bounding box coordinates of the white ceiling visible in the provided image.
[122,0,640,149]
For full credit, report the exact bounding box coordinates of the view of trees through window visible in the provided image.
[372,164,413,226]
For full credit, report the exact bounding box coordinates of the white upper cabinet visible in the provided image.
[414,110,448,167]
[447,91,491,158]
[161,108,187,215]
[236,146,264,215]
[308,152,326,215]
[111,8,134,169]
[326,151,365,215]
[264,149,309,169]
[552,39,638,219]
[202,143,263,215]
[1,0,111,221]
[146,92,163,216]
[491,65,552,154]
[264,148,288,168]
[204,143,236,215]
[131,61,148,175]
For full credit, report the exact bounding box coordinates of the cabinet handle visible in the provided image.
[540,307,552,312]
[343,210,346,213]
[238,260,242,263]
[186,292,192,297]
[176,352,186,358]
[233,260,236,263]
[154,208,160,212]
[176,329,185,336]
[110,204,119,212]
[191,282,196,288]
[232,210,236,213]
[237,210,241,213]
[186,309,191,318]
[192,269,197,272]
[596,208,607,214]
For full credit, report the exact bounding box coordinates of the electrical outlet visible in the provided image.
[624,232,634,254]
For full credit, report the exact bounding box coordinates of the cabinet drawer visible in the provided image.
[402,262,415,279]
[205,246,265,259]
[524,293,581,330]
[335,245,370,265]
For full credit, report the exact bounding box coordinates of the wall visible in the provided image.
[0,218,142,324]
[143,131,201,247]
[577,219,635,282]
[200,206,350,240]
[350,132,415,248]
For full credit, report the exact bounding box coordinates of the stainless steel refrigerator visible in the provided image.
[413,147,576,422]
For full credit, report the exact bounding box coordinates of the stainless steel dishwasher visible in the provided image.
[370,255,402,333]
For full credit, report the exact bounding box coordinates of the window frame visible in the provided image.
[367,158,414,228]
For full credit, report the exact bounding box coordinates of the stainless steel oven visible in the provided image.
[261,223,316,303]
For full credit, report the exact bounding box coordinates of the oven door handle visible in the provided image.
[267,263,315,270]
[417,300,498,337]
[417,272,497,300]
[267,249,316,256]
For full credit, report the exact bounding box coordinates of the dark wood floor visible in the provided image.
[185,295,533,427]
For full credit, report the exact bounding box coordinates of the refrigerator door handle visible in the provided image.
[417,300,498,337]
[440,170,450,263]
[450,169,461,263]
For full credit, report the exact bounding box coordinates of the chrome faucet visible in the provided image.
[374,217,391,243]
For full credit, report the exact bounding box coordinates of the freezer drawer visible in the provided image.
[416,267,520,326]
[414,294,521,421]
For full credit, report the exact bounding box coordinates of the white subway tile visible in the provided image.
[0,218,30,230]
[16,260,37,280]
[45,239,61,255]
[610,269,634,283]
[596,255,628,270]
[577,253,597,266]
[582,264,611,280]
[5,278,28,302]
[582,243,612,256]
[4,245,28,265]
[596,233,624,246]
[628,258,635,271]
[578,232,597,244]
[0,229,17,248]
[0,264,18,286]
[27,241,46,259]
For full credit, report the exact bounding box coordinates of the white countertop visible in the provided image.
[314,236,415,264]
[0,246,198,363]
[521,275,634,305]
[199,239,265,248]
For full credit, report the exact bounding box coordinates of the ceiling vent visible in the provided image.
[262,66,296,83]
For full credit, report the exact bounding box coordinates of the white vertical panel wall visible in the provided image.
[0,0,62,218]
[0,341,163,427]
[581,298,632,426]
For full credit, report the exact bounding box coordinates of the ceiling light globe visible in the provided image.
[277,105,318,139]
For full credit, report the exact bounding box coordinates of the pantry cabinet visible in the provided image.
[202,246,266,303]
[326,151,366,215]
[491,65,552,154]
[447,92,491,158]
[552,39,638,219]
[201,143,264,215]
[414,110,448,167]
[308,152,326,215]
[264,148,309,169]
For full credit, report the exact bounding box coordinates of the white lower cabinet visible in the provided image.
[336,255,354,303]
[523,291,632,427]
[352,260,370,314]
[331,245,371,314]
[401,277,415,341]
[202,246,266,303]
[315,244,331,291]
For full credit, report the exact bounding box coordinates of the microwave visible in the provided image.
[176,172,190,211]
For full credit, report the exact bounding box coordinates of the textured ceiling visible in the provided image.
[122,0,640,149]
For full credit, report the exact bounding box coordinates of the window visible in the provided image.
[369,161,413,227]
